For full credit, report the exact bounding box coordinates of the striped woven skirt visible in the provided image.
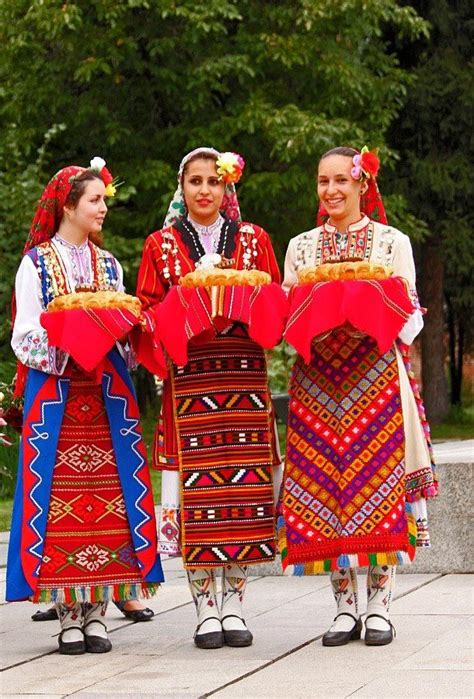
[171,329,276,568]
[280,328,417,574]
[33,372,157,603]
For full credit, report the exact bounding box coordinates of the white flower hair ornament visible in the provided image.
[89,156,117,197]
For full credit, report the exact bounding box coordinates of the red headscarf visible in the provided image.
[316,148,387,227]
[23,165,85,255]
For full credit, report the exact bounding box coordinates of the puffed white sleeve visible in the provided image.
[282,238,299,294]
[391,233,424,344]
[11,255,69,374]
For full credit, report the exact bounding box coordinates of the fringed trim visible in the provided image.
[33,581,159,605]
[405,468,439,502]
[397,341,436,471]
[278,507,417,576]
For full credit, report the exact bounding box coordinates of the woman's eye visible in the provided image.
[208,178,220,186]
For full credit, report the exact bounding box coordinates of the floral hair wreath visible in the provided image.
[216,151,245,184]
[88,156,117,197]
[351,146,380,181]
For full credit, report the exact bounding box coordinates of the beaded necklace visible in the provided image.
[180,217,231,261]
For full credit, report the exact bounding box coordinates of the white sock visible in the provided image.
[187,568,221,634]
[56,603,83,643]
[221,565,248,632]
[329,568,359,632]
[366,565,396,631]
[84,602,109,639]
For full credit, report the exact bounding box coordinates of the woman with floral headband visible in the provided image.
[136,147,282,649]
[279,146,437,646]
[7,159,163,655]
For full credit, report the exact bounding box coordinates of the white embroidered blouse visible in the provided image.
[283,217,424,344]
[11,234,130,374]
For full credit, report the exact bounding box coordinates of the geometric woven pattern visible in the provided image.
[33,370,146,601]
[172,328,276,568]
[282,328,410,568]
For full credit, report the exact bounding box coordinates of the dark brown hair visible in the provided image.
[181,152,218,178]
[319,146,358,162]
[65,170,104,208]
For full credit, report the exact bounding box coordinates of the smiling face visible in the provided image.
[182,157,226,226]
[317,154,367,230]
[63,177,108,240]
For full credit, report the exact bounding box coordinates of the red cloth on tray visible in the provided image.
[129,307,167,378]
[284,277,415,362]
[155,283,289,366]
[40,307,144,376]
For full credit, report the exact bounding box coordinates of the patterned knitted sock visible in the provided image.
[56,603,83,643]
[329,567,360,632]
[366,565,396,631]
[84,602,109,640]
[221,564,249,632]
[187,568,221,634]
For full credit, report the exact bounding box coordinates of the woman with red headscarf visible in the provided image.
[7,159,163,655]
[280,147,437,646]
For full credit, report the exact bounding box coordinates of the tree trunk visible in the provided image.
[419,244,450,423]
[446,295,464,405]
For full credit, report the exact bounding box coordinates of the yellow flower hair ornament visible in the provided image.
[216,152,245,184]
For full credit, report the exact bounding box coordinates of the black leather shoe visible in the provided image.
[194,617,224,649]
[322,613,362,647]
[222,614,253,647]
[32,607,59,622]
[58,627,86,655]
[364,614,396,646]
[115,601,154,622]
[84,620,112,653]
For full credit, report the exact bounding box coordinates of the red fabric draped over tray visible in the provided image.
[155,283,289,366]
[41,307,147,377]
[284,277,415,363]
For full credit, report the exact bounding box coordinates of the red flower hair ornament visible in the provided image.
[351,146,380,181]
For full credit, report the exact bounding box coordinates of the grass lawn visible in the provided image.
[0,499,13,532]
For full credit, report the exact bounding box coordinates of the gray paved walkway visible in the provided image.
[1,560,472,697]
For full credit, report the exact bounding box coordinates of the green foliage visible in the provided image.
[0,0,429,354]
[387,0,474,344]
[266,343,297,395]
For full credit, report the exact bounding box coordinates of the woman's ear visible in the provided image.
[360,181,369,196]
[62,203,73,219]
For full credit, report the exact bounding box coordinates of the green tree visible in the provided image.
[1,0,428,356]
[387,0,473,421]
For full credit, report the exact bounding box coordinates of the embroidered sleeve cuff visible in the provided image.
[13,330,69,375]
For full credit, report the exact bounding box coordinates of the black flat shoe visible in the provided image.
[84,620,112,653]
[364,614,396,646]
[222,614,253,647]
[322,613,362,647]
[58,627,86,655]
[121,607,154,622]
[32,607,58,622]
[194,617,224,649]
